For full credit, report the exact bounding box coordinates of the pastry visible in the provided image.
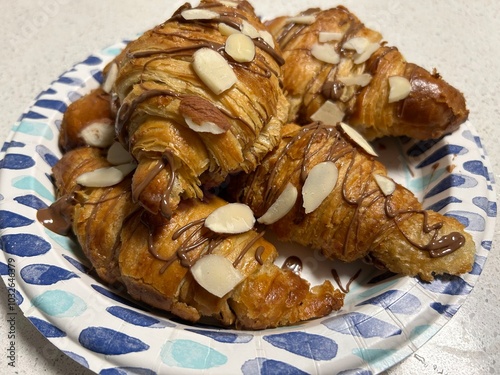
[105,0,288,217]
[38,1,475,331]
[266,7,469,140]
[41,146,343,329]
[229,122,475,281]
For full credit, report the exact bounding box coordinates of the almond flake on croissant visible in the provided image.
[230,123,475,281]
[266,6,469,140]
[106,0,288,217]
[44,146,343,329]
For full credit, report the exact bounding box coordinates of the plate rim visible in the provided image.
[0,37,497,375]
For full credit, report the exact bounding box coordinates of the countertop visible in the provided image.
[0,1,498,374]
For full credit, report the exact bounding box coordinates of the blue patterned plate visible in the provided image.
[0,19,497,375]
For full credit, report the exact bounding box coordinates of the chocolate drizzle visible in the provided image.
[141,211,266,275]
[281,256,303,275]
[331,268,361,293]
[250,122,466,259]
[37,195,75,236]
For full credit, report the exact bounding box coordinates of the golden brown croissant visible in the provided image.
[266,7,468,140]
[105,0,288,217]
[229,122,475,281]
[43,146,343,329]
[58,88,115,152]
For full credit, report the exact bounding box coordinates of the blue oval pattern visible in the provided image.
[424,174,478,198]
[338,369,373,375]
[62,255,90,273]
[0,154,35,170]
[430,302,459,318]
[415,144,466,168]
[356,290,421,315]
[79,327,149,355]
[322,312,402,338]
[263,332,337,360]
[463,160,489,179]
[425,196,462,212]
[36,144,59,167]
[14,194,48,210]
[106,306,171,328]
[100,367,157,375]
[419,275,472,295]
[81,55,103,65]
[23,110,47,120]
[91,284,142,309]
[56,76,84,86]
[445,210,485,231]
[0,210,34,229]
[405,137,443,157]
[20,264,79,285]
[186,329,253,343]
[470,255,486,275]
[1,140,25,151]
[62,351,89,369]
[472,196,497,217]
[242,358,308,375]
[28,316,66,338]
[1,233,51,256]
[33,99,67,113]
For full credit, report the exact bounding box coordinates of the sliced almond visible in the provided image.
[311,43,340,64]
[204,203,255,234]
[102,63,118,94]
[258,30,275,48]
[184,117,226,134]
[76,163,136,188]
[181,9,219,21]
[353,42,380,64]
[388,76,412,103]
[191,254,244,298]
[192,48,237,95]
[286,15,316,25]
[310,100,344,125]
[318,31,343,43]
[179,96,231,134]
[241,20,260,39]
[338,73,372,87]
[373,173,396,196]
[79,120,115,148]
[225,33,256,63]
[343,37,370,54]
[257,183,298,225]
[218,22,240,36]
[302,161,339,214]
[107,142,134,165]
[218,0,239,7]
[339,122,378,157]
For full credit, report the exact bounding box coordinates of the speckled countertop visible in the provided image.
[0,1,498,374]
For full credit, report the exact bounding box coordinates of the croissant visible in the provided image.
[229,122,475,281]
[42,146,343,329]
[58,88,115,152]
[265,7,468,140]
[105,0,288,217]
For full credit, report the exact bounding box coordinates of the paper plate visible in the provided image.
[0,6,497,375]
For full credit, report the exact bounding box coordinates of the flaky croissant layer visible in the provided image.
[44,146,344,329]
[230,122,475,281]
[266,6,468,140]
[107,0,289,217]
